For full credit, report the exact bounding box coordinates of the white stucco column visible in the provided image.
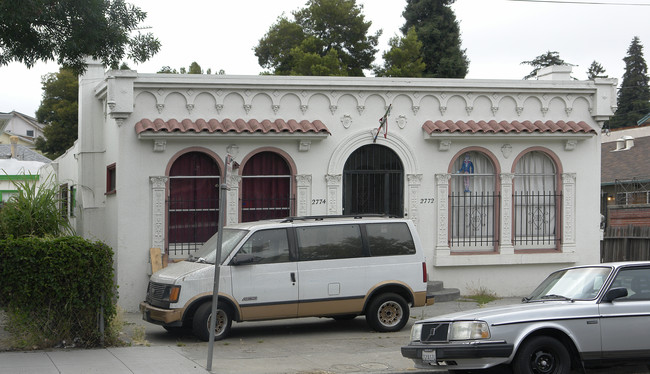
[149,176,168,252]
[296,175,312,217]
[435,174,451,255]
[326,174,342,215]
[407,174,422,226]
[500,173,515,255]
[562,173,577,252]
[226,174,241,225]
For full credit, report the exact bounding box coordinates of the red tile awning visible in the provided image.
[422,120,596,134]
[135,118,330,135]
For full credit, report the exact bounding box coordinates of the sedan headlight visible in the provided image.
[449,321,490,340]
[410,323,423,342]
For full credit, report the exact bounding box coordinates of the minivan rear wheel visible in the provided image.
[365,293,409,332]
[192,301,233,341]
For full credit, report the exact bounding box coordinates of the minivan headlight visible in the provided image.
[163,285,181,303]
[449,321,490,340]
[410,323,423,342]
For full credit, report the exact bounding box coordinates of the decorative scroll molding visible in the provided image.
[341,114,352,129]
[153,140,166,152]
[226,175,241,225]
[439,140,452,152]
[499,173,515,254]
[562,173,577,248]
[149,176,168,251]
[326,174,342,215]
[501,144,512,159]
[565,140,578,151]
[407,174,422,226]
[296,174,312,217]
[435,174,451,253]
[396,115,407,129]
[299,140,312,152]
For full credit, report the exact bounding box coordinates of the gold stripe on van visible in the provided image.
[240,303,299,320]
[297,297,365,317]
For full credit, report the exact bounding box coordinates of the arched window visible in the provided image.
[168,151,221,255]
[241,151,292,222]
[449,151,498,251]
[343,144,404,217]
[513,150,560,249]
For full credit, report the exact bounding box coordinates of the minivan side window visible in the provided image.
[366,222,416,256]
[239,229,291,264]
[297,224,363,261]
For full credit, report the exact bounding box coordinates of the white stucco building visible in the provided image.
[49,61,617,311]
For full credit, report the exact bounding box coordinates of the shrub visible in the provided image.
[0,236,117,349]
[0,175,73,239]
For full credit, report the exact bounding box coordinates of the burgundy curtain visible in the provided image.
[242,152,291,222]
[168,152,220,248]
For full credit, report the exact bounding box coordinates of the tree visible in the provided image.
[401,0,469,78]
[255,0,380,76]
[521,51,569,80]
[35,68,78,159]
[608,37,650,129]
[586,61,608,80]
[0,0,160,74]
[188,62,202,74]
[157,62,222,75]
[374,27,426,77]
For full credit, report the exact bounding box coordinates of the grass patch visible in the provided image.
[463,285,499,306]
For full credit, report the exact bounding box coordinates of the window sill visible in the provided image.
[105,190,116,196]
[433,250,577,267]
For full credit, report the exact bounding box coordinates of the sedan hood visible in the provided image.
[422,301,596,325]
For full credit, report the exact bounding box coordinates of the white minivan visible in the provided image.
[140,215,432,340]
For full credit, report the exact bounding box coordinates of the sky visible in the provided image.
[1,0,649,117]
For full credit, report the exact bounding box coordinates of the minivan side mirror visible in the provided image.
[603,287,628,302]
[231,253,256,266]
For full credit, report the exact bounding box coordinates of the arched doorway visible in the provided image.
[167,151,221,255]
[241,151,293,222]
[343,144,404,217]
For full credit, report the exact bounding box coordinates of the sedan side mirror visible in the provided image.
[603,287,628,302]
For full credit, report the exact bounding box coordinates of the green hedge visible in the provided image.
[0,236,117,349]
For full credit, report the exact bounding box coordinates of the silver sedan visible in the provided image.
[402,261,650,373]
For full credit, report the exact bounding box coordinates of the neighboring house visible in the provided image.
[601,126,650,227]
[0,111,46,146]
[47,61,617,311]
[0,137,50,203]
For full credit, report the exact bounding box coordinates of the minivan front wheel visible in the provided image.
[192,301,233,341]
[366,293,409,332]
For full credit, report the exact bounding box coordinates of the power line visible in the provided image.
[507,0,650,5]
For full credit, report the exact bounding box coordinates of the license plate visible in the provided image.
[422,349,437,363]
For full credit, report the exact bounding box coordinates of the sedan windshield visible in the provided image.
[524,266,612,302]
[187,229,248,264]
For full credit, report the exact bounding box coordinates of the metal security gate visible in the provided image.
[343,144,404,217]
[513,191,561,247]
[449,191,500,248]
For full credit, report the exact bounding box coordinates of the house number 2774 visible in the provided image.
[312,199,326,205]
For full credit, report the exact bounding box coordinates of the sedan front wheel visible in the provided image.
[512,336,571,374]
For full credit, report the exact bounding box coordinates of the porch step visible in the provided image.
[427,280,460,303]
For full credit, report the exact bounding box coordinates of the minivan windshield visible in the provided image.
[187,229,248,264]
[523,266,613,302]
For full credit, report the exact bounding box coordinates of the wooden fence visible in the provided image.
[601,225,650,262]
